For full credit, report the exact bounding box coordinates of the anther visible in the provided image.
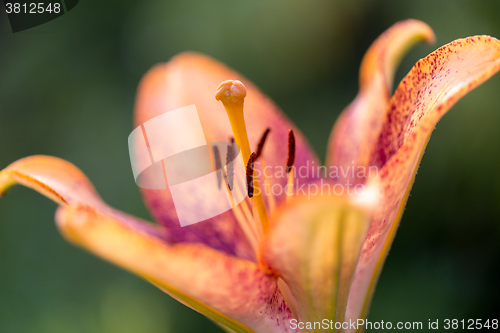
[286,129,296,173]
[212,146,222,189]
[255,128,270,159]
[226,142,235,191]
[246,152,257,198]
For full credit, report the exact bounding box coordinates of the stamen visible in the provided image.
[221,162,258,256]
[286,129,296,173]
[239,195,257,234]
[261,157,276,214]
[254,129,276,214]
[246,152,257,198]
[286,166,294,203]
[228,140,253,222]
[230,198,258,254]
[226,142,235,191]
[216,80,269,230]
[251,201,264,237]
[255,128,270,159]
[212,146,222,189]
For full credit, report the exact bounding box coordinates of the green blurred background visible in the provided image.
[1,0,500,332]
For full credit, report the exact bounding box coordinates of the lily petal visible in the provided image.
[327,19,435,180]
[134,52,320,257]
[346,36,500,326]
[260,194,373,332]
[0,155,295,333]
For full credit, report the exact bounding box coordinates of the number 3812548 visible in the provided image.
[5,3,61,14]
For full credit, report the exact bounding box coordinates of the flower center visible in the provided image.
[215,80,297,255]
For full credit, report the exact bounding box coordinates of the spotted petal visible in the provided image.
[327,19,435,181]
[337,34,500,326]
[0,155,296,333]
[134,53,320,258]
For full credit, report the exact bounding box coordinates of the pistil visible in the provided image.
[215,80,252,162]
[215,80,269,230]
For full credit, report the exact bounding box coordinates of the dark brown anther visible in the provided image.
[226,142,235,191]
[255,128,270,159]
[286,129,295,173]
[246,152,258,198]
[212,145,222,189]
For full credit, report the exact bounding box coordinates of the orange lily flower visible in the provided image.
[1,19,500,333]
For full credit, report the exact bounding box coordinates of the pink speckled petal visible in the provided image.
[0,155,296,333]
[0,155,161,237]
[327,19,435,182]
[260,194,372,330]
[57,206,297,333]
[346,36,500,327]
[134,53,320,258]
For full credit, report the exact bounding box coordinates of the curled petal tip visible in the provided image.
[426,30,437,45]
[405,19,436,44]
[215,80,247,104]
[393,19,436,43]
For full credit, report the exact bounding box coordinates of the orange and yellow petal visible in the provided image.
[346,36,500,326]
[57,206,295,333]
[0,155,295,333]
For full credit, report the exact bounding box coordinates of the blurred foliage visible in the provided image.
[1,0,499,332]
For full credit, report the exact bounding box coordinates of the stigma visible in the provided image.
[215,80,247,106]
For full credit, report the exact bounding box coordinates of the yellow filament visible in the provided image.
[232,176,253,231]
[232,202,258,253]
[261,158,276,214]
[252,199,264,237]
[216,80,269,230]
[241,198,259,237]
[223,167,258,254]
